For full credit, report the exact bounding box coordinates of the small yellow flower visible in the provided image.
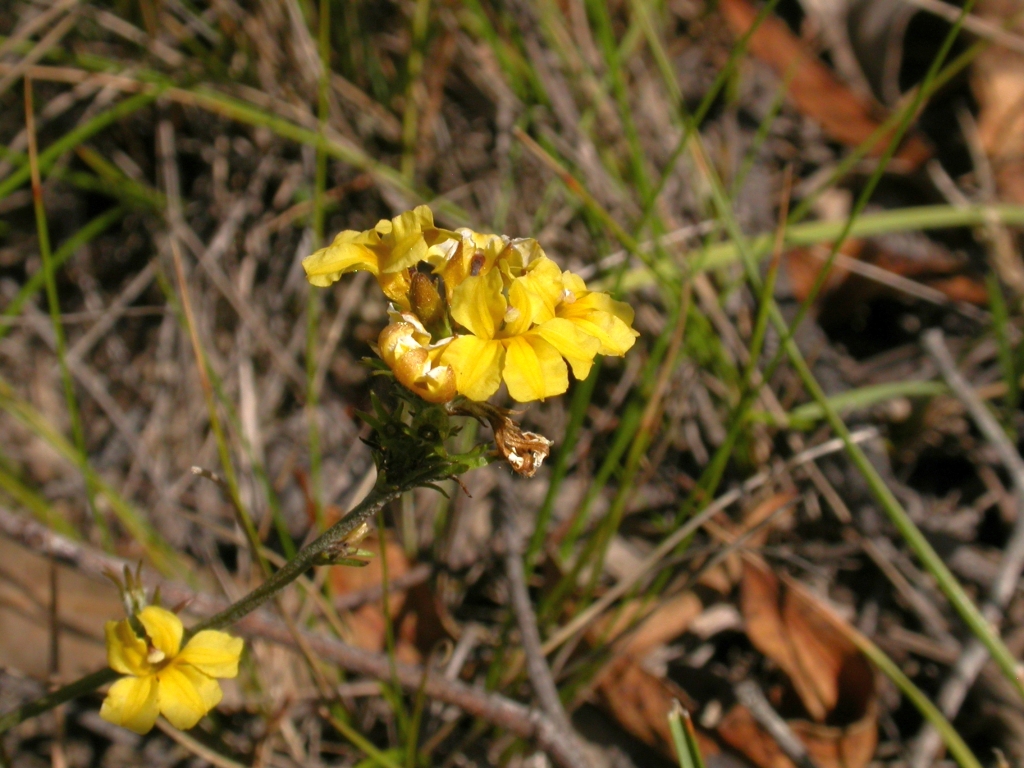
[550,271,639,357]
[100,606,243,734]
[301,205,456,308]
[440,266,602,402]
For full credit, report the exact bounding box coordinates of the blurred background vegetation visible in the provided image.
[2,0,1024,766]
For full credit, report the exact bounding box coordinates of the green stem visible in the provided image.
[188,476,414,635]
[0,669,118,734]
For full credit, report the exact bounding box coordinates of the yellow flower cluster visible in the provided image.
[100,607,243,734]
[303,206,638,403]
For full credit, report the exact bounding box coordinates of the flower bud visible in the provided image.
[407,272,444,329]
[378,322,457,403]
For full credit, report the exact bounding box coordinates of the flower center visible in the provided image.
[147,648,167,665]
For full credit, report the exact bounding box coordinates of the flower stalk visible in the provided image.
[0,452,456,736]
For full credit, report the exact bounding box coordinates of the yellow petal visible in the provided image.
[440,335,505,401]
[381,206,433,272]
[434,239,468,297]
[379,322,423,364]
[502,335,568,403]
[138,606,184,659]
[157,664,223,730]
[177,631,244,679]
[105,619,150,676]
[440,230,512,293]
[582,291,637,329]
[302,231,380,287]
[419,364,457,403]
[558,293,639,356]
[534,318,600,380]
[379,323,457,402]
[100,675,159,734]
[424,223,460,249]
[449,269,505,340]
[518,255,563,323]
[377,270,413,308]
[397,348,458,403]
[561,271,587,294]
[503,280,535,337]
[508,238,544,271]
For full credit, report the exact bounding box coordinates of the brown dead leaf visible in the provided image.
[719,0,931,166]
[741,558,870,720]
[330,532,421,664]
[719,705,796,768]
[973,1,1024,204]
[590,586,713,757]
[719,699,878,768]
[591,591,704,657]
[697,561,738,594]
[730,558,877,768]
[593,498,875,766]
[922,275,990,305]
[595,655,719,758]
[739,492,800,549]
[790,713,879,768]
[622,592,704,657]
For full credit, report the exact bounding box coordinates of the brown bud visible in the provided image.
[378,322,457,403]
[409,272,445,329]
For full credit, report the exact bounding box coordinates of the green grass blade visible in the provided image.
[24,77,102,538]
[689,124,1024,705]
[0,459,78,538]
[987,273,1019,413]
[0,205,126,342]
[776,381,949,427]
[668,702,706,768]
[0,377,179,574]
[0,89,162,202]
[614,203,1024,291]
[847,629,984,768]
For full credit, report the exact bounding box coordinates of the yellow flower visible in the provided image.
[552,271,639,356]
[440,267,601,402]
[303,208,638,406]
[301,205,456,307]
[100,607,243,734]
[378,313,456,403]
[428,229,542,299]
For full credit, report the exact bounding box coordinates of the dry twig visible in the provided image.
[499,482,590,768]
[734,680,822,768]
